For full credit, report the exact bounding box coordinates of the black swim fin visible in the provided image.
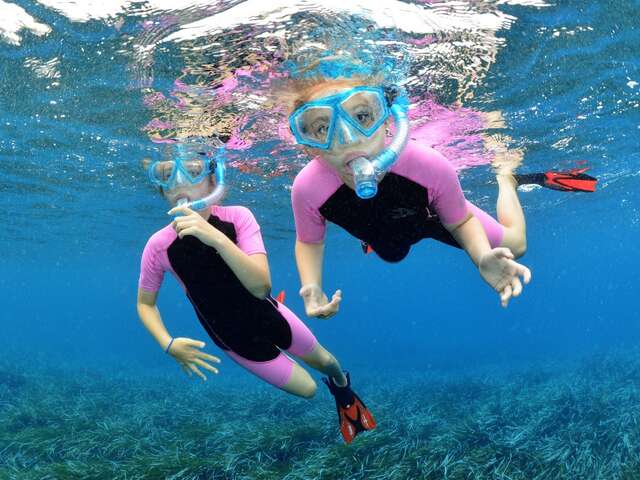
[323,372,376,444]
[514,167,597,192]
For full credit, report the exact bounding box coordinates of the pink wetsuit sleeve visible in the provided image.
[221,206,266,255]
[291,160,341,243]
[138,237,166,292]
[429,151,469,225]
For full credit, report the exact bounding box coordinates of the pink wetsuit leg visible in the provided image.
[224,301,318,388]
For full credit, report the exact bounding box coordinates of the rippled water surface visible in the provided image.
[3,0,636,252]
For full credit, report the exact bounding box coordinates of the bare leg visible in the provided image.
[281,361,318,399]
[486,133,527,258]
[298,343,348,387]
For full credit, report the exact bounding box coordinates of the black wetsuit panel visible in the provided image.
[318,173,461,262]
[167,215,292,362]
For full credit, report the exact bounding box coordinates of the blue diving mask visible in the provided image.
[290,85,409,199]
[148,143,227,210]
[289,86,390,150]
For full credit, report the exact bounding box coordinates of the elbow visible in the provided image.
[249,281,272,300]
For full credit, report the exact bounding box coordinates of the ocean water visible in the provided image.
[1,0,639,478]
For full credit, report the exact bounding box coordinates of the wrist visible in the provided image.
[299,283,322,299]
[164,337,175,354]
[204,229,228,249]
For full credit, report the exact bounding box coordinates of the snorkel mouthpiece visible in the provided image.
[350,157,378,199]
[349,102,409,199]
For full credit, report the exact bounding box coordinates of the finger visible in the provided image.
[189,363,207,381]
[319,299,340,315]
[187,339,206,349]
[500,284,512,308]
[177,226,198,239]
[306,307,324,318]
[317,310,336,320]
[174,217,197,230]
[511,277,523,297]
[168,205,193,216]
[519,265,532,284]
[193,358,219,374]
[494,247,515,260]
[197,352,221,363]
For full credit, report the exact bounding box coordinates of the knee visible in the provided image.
[298,380,317,399]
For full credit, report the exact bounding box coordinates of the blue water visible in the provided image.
[1,0,640,478]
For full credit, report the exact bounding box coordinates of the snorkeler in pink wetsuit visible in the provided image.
[136,142,376,444]
[293,140,505,262]
[284,75,532,318]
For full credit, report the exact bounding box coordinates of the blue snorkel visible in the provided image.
[349,88,409,199]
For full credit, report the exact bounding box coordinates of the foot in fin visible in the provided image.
[514,167,597,192]
[323,372,376,444]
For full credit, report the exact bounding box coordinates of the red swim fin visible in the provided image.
[544,168,597,192]
[275,290,286,303]
[323,373,377,444]
[360,241,374,255]
[337,394,377,444]
[515,167,598,193]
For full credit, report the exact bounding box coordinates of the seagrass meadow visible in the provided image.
[3,347,640,479]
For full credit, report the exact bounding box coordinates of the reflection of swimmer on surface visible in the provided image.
[279,62,534,315]
[135,140,375,444]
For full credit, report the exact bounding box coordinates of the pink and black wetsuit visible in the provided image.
[292,141,504,262]
[139,205,317,388]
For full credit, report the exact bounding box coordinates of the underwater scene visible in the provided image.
[1,0,639,478]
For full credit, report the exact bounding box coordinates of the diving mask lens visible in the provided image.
[292,105,334,148]
[339,89,387,136]
[150,159,210,189]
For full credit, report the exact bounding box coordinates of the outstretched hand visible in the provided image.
[300,284,342,319]
[479,247,532,308]
[166,337,221,381]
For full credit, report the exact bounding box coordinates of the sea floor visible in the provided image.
[2,349,640,479]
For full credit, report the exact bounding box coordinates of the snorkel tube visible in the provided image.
[179,146,227,211]
[350,88,409,199]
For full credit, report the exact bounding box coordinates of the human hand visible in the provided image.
[168,205,223,247]
[299,284,342,319]
[478,247,532,308]
[166,337,221,381]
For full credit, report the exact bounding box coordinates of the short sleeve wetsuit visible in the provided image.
[291,141,504,262]
[139,205,317,388]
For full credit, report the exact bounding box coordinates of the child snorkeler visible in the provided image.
[285,69,596,318]
[136,141,375,444]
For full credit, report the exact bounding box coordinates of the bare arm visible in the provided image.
[295,239,325,288]
[137,288,220,379]
[295,239,342,318]
[137,288,172,351]
[211,235,272,299]
[446,212,491,266]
